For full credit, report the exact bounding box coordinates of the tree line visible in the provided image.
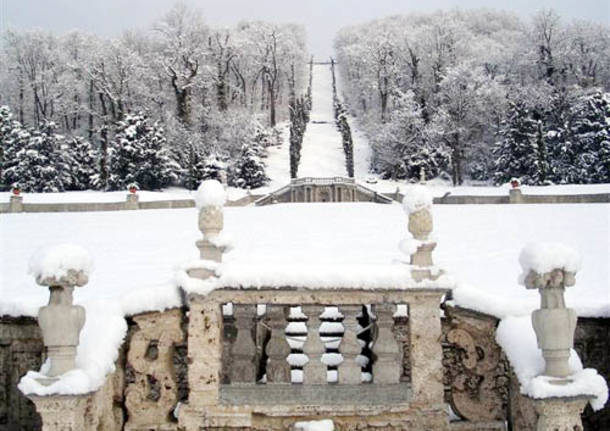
[335,9,610,185]
[0,3,308,191]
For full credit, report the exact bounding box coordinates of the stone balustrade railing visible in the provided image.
[179,286,449,430]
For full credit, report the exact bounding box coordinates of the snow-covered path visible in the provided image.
[298,64,347,177]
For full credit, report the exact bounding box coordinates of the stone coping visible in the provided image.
[191,287,450,305]
[220,383,413,415]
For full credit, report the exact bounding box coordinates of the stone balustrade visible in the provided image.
[179,287,449,430]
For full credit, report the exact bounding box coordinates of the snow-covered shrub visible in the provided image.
[229,142,268,189]
[107,113,179,191]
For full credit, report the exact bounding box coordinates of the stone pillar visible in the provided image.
[302,305,326,384]
[29,374,121,431]
[532,396,590,431]
[124,309,184,431]
[125,193,139,210]
[265,305,291,384]
[35,268,88,383]
[524,267,577,378]
[509,188,524,204]
[338,305,361,385]
[409,295,444,406]
[230,305,257,383]
[372,303,401,384]
[185,298,223,406]
[9,195,23,213]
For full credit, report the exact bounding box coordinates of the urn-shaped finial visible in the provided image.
[29,244,91,382]
[519,242,581,379]
[194,180,227,263]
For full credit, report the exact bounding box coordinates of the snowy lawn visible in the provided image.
[2,202,607,318]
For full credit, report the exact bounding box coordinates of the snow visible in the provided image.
[402,185,433,213]
[195,180,226,209]
[2,202,608,397]
[496,315,608,410]
[28,244,93,282]
[298,64,347,178]
[293,419,334,431]
[518,242,581,276]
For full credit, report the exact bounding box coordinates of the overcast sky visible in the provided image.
[1,0,608,59]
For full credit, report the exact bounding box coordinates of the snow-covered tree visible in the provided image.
[372,92,449,180]
[62,136,98,190]
[0,107,29,190]
[549,91,610,183]
[4,122,65,192]
[493,100,545,185]
[230,142,267,189]
[108,113,178,190]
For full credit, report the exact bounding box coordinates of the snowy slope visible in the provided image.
[298,64,347,178]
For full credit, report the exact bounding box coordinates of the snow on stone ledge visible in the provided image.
[28,243,93,282]
[402,185,433,214]
[195,180,226,209]
[176,262,454,296]
[518,242,581,276]
[496,315,608,411]
[293,419,334,431]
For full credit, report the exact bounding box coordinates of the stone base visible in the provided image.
[179,402,449,431]
[449,421,506,430]
[531,396,591,431]
[28,371,123,431]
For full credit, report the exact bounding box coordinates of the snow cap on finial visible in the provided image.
[402,185,433,214]
[195,180,227,209]
[28,244,92,287]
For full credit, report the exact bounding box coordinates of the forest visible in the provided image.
[0,3,308,192]
[335,9,610,185]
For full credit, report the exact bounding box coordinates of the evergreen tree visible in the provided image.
[230,143,267,189]
[566,91,610,183]
[108,113,179,190]
[63,137,98,190]
[0,106,19,190]
[5,122,65,192]
[493,100,546,185]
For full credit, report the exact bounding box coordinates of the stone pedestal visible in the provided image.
[532,396,590,431]
[125,193,139,210]
[509,188,523,204]
[9,195,23,212]
[28,373,122,431]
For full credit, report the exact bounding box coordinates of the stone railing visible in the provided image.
[179,287,449,430]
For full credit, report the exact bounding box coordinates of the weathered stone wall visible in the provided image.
[0,316,43,431]
[2,308,607,431]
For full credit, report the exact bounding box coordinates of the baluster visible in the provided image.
[230,304,257,383]
[302,305,326,384]
[338,305,361,384]
[372,303,401,384]
[265,305,291,383]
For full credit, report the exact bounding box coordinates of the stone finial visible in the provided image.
[29,244,91,383]
[519,243,580,379]
[194,180,227,263]
[402,186,441,281]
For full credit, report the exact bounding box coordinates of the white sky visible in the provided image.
[1,0,608,59]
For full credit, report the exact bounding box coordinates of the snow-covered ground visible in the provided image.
[2,202,607,319]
